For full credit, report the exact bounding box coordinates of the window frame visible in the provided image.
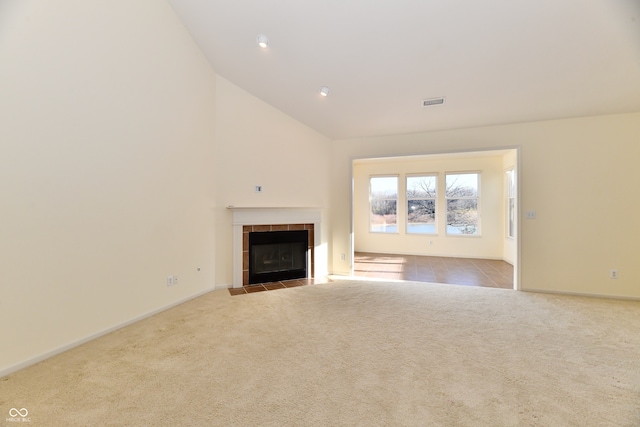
[505,168,515,239]
[369,175,399,234]
[406,174,437,235]
[445,171,481,236]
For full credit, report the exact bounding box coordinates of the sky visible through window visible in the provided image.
[445,173,478,195]
[370,176,398,196]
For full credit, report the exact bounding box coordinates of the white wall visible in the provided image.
[353,154,507,259]
[0,1,218,374]
[212,76,332,286]
[331,113,640,299]
[0,1,333,376]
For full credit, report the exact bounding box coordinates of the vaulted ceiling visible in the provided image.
[168,0,640,139]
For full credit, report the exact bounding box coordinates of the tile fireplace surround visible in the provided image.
[229,207,324,288]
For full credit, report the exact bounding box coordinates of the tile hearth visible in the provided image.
[228,277,333,295]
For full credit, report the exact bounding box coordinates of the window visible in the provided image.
[445,173,479,235]
[506,169,515,238]
[370,176,398,233]
[406,175,437,234]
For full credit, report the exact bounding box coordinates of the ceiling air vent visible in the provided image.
[422,97,445,107]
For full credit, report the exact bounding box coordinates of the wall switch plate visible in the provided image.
[255,185,262,193]
[525,211,537,219]
[173,275,178,285]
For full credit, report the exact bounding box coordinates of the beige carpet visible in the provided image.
[2,280,639,426]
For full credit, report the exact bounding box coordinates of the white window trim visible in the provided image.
[444,171,481,236]
[505,168,515,239]
[406,173,437,235]
[369,175,399,234]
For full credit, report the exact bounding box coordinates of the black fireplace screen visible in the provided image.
[249,230,308,284]
[252,242,305,274]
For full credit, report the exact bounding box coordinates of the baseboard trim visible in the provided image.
[0,285,218,379]
[523,287,640,301]
[353,251,506,261]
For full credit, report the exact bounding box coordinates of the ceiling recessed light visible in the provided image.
[256,34,269,48]
[319,86,330,97]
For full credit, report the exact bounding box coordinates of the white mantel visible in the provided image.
[228,207,325,288]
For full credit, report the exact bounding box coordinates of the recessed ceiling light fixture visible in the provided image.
[319,86,330,97]
[256,34,269,48]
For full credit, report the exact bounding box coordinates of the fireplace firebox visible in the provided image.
[249,230,308,284]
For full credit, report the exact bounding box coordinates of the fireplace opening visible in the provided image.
[249,230,308,284]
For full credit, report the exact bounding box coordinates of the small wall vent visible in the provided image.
[422,97,445,107]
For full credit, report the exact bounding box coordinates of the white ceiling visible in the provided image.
[168,0,640,140]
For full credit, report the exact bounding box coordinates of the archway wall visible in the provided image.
[352,153,509,260]
[330,112,640,299]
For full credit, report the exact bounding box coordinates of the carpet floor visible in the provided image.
[2,279,639,426]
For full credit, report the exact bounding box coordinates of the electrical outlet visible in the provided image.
[525,211,537,219]
[166,276,174,286]
[340,253,346,261]
[610,269,619,279]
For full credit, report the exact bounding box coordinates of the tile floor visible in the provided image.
[354,252,514,289]
[229,253,514,295]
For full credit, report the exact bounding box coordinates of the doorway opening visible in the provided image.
[351,148,519,289]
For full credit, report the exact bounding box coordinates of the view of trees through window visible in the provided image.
[407,175,436,234]
[370,176,398,233]
[369,173,481,235]
[445,173,479,235]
